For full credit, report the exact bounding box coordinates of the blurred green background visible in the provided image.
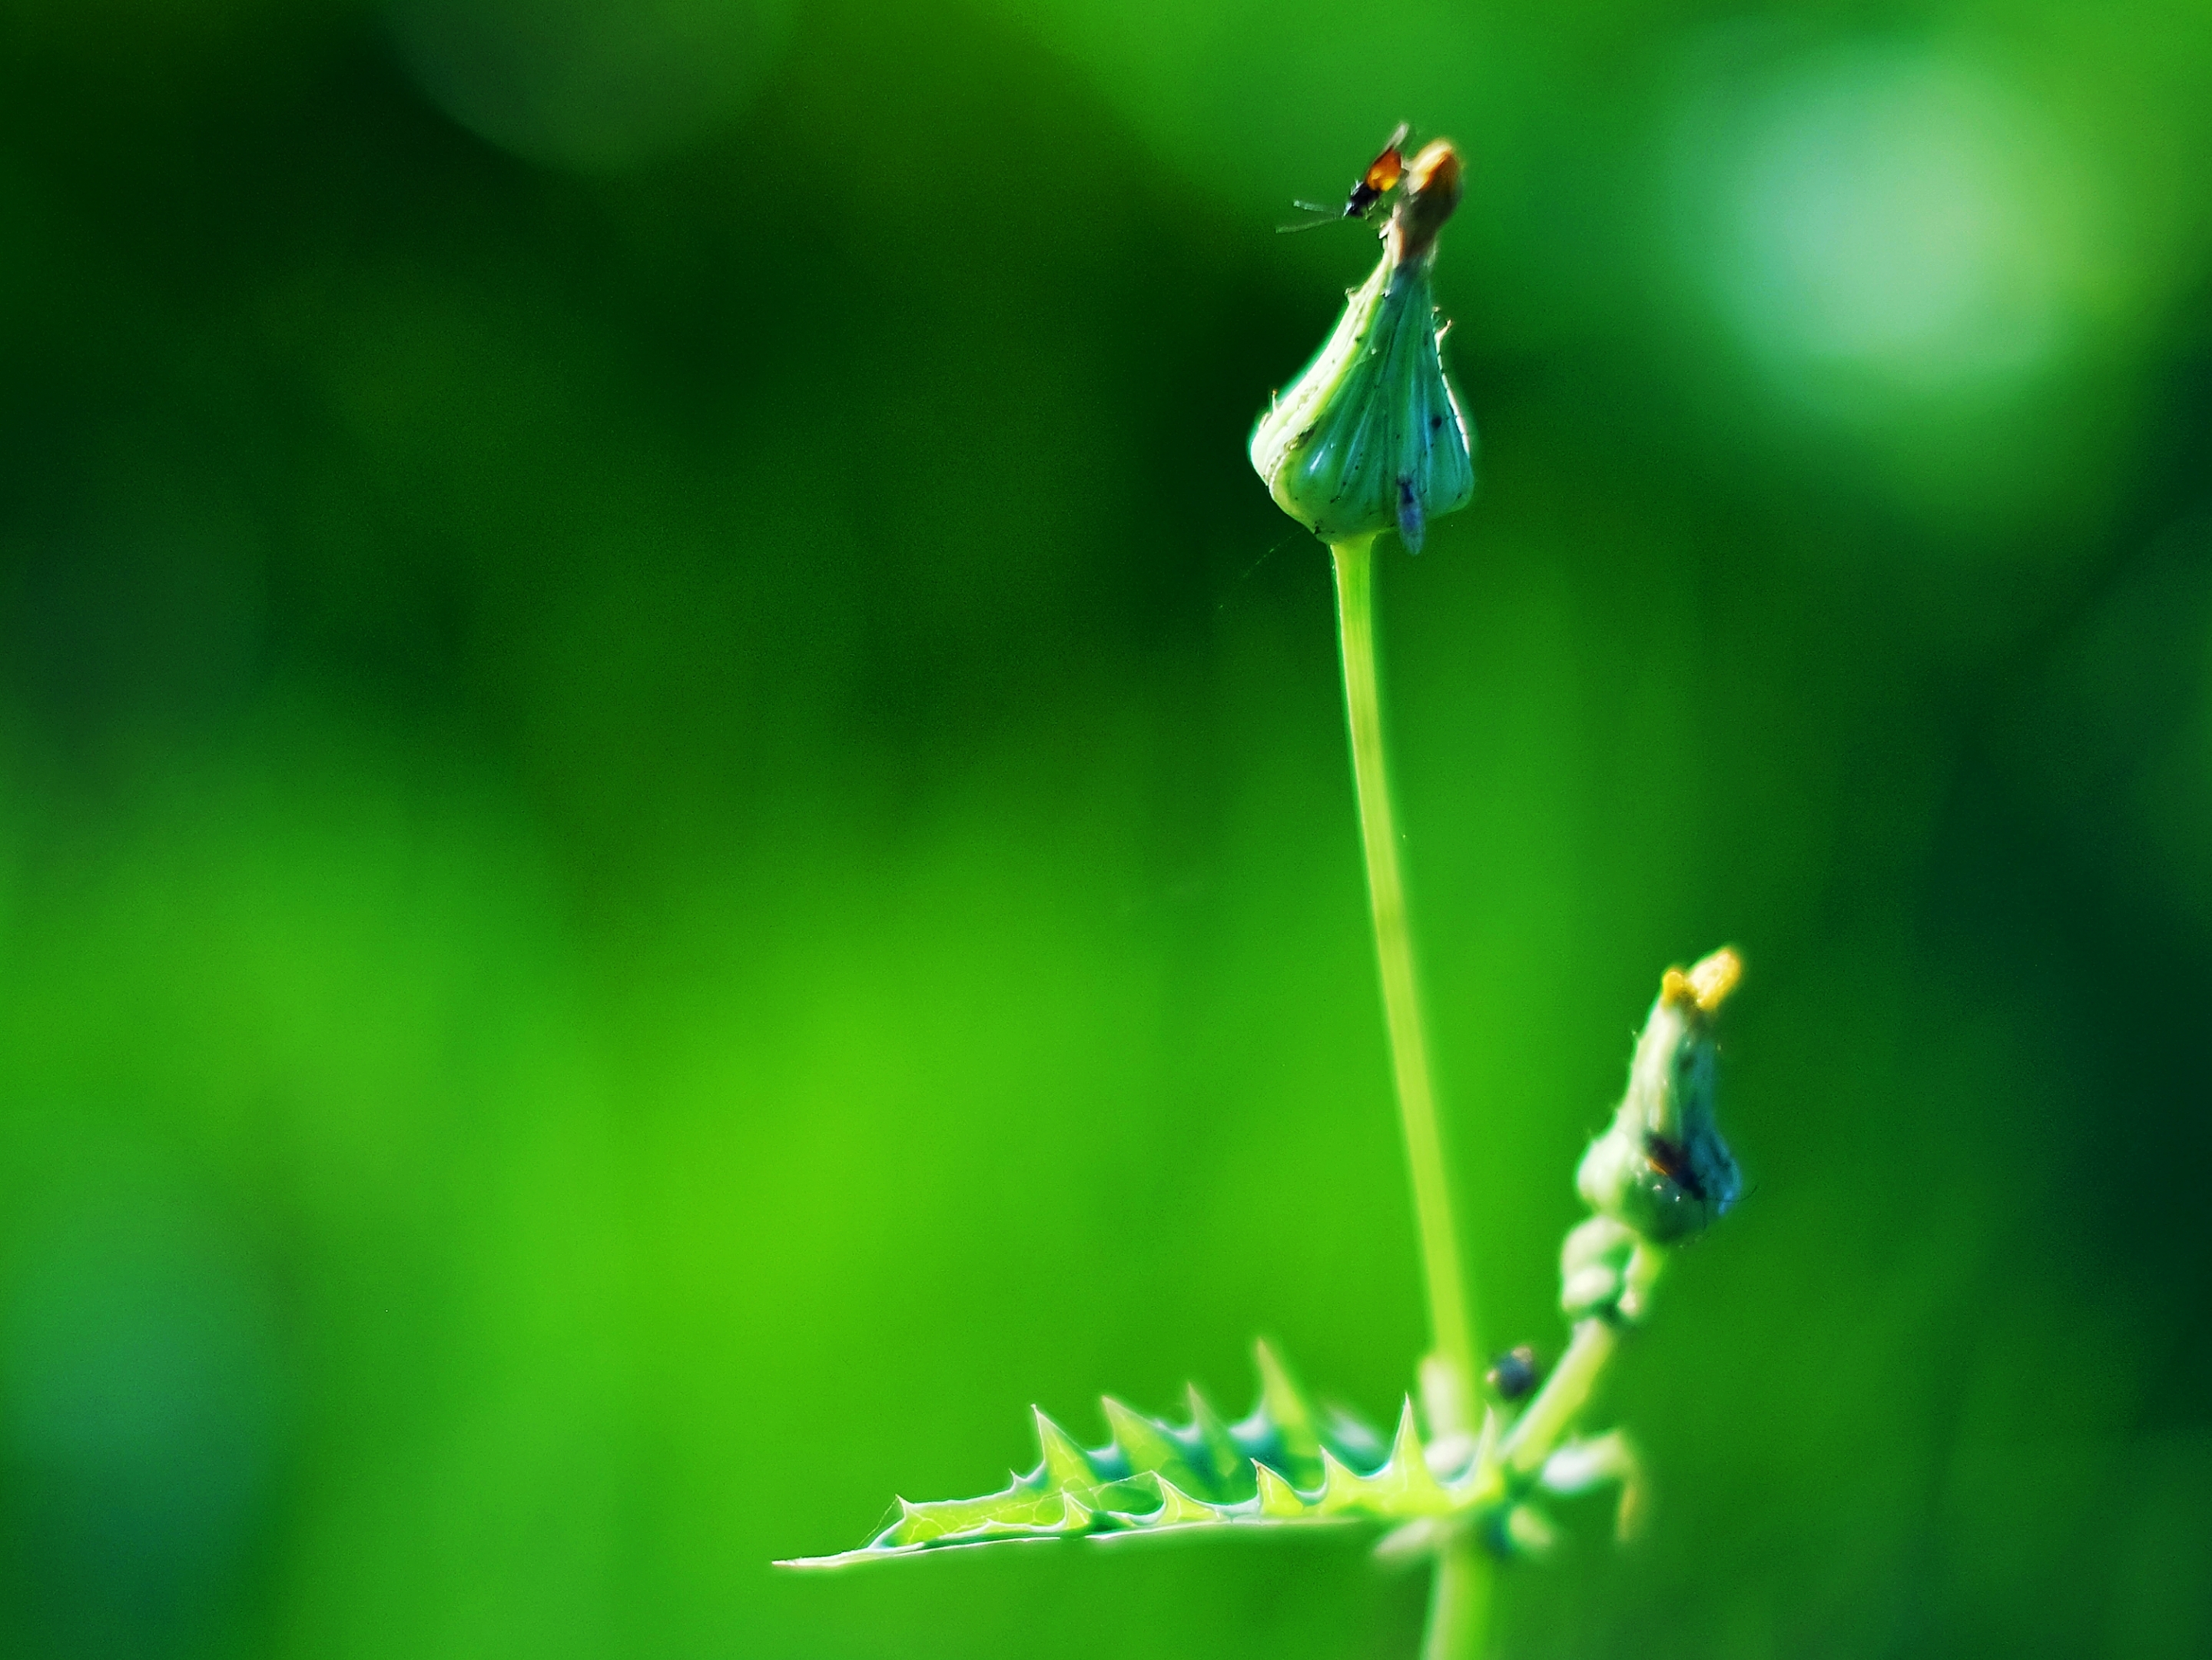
[2,0,2209,1655]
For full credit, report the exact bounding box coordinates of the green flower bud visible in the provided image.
[1250,141,1477,553]
[1575,948,1746,1245]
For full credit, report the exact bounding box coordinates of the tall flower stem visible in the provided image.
[1329,533,1477,1401]
[1330,532,1485,1655]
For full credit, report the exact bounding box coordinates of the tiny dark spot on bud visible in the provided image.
[1396,475,1425,554]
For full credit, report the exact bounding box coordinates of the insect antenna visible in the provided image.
[1277,202,1351,234]
[1275,122,1416,234]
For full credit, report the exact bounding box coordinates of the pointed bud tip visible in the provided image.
[1663,947,1742,1017]
[1388,140,1464,267]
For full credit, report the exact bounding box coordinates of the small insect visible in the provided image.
[1486,1343,1543,1403]
[1643,1130,1710,1202]
[1278,123,1412,233]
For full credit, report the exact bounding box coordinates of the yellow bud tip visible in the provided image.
[1662,947,1743,1016]
[1387,140,1464,267]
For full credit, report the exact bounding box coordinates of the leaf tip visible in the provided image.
[1033,1407,1097,1492]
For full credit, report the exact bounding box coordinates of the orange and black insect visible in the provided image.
[1341,122,1411,219]
[1279,123,1412,232]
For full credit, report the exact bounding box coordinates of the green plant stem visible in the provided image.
[1329,533,1478,1409]
[1421,1537,1491,1660]
[1498,1319,1619,1479]
[1330,534,1487,1658]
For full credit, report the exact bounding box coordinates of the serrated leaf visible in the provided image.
[1252,1461,1309,1520]
[1100,1397,1199,1493]
[1236,1339,1325,1486]
[1034,1409,1096,1491]
[779,1342,1487,1567]
[1182,1383,1246,1497]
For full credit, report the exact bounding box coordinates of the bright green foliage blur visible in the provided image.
[2,2,2210,1658]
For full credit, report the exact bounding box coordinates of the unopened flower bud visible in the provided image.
[1250,141,1477,553]
[1575,948,1745,1244]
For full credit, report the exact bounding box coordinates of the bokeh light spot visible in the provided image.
[1683,46,2098,418]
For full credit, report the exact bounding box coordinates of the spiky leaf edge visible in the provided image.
[779,1341,1486,1568]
